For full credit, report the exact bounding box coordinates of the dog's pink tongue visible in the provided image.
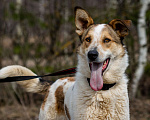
[90,62,103,91]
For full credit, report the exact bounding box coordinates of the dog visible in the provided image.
[0,7,131,120]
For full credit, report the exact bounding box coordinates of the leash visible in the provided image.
[0,67,77,83]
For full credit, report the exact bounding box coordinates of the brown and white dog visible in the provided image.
[0,7,131,120]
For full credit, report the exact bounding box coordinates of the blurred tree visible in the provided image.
[131,0,150,98]
[16,0,22,37]
[48,0,62,54]
[39,0,45,21]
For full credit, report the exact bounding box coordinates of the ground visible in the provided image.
[130,98,150,120]
[0,98,150,120]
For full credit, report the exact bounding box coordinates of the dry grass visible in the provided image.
[0,105,39,120]
[0,97,150,120]
[130,98,150,120]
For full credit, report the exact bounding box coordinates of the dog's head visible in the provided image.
[75,7,131,91]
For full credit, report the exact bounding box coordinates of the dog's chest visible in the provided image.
[86,93,114,120]
[85,91,129,120]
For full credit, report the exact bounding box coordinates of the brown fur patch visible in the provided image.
[108,19,131,37]
[119,48,126,58]
[96,25,124,53]
[41,86,50,110]
[39,82,51,94]
[60,77,68,80]
[60,77,75,82]
[65,105,71,120]
[55,85,65,114]
[81,25,98,48]
[64,82,67,86]
[68,77,75,82]
[101,25,120,43]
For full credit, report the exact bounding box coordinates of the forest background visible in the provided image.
[0,0,150,120]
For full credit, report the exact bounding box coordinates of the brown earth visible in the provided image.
[0,98,149,120]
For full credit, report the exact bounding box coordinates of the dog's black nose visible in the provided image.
[88,50,98,61]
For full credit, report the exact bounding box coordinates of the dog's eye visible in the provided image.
[104,38,111,43]
[85,37,91,42]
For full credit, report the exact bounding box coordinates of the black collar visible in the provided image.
[87,78,116,90]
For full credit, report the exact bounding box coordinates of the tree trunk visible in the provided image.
[39,0,45,21]
[16,0,22,37]
[131,0,150,98]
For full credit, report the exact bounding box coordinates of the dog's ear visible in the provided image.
[75,7,94,36]
[109,19,132,38]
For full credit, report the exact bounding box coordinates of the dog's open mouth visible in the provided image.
[89,58,110,91]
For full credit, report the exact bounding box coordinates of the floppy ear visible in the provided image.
[75,7,94,36]
[109,19,132,38]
